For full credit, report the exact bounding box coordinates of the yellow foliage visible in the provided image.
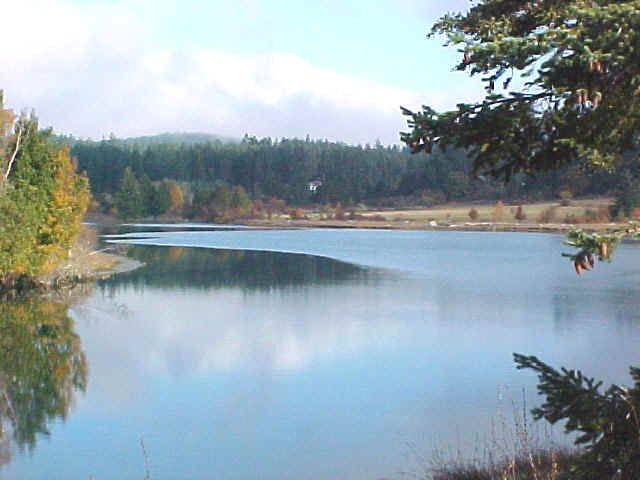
[168,182,184,212]
[36,148,90,274]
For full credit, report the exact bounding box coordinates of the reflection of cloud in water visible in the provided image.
[74,282,422,378]
[70,240,640,415]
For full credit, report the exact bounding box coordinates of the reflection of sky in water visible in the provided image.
[4,229,640,480]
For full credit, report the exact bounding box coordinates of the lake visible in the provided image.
[2,227,640,480]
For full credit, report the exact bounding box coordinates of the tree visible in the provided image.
[402,1,640,264]
[0,92,21,184]
[114,167,143,219]
[401,1,640,181]
[166,180,184,214]
[0,96,89,280]
[515,354,640,479]
[402,4,640,477]
[0,299,88,454]
[611,168,640,218]
[138,174,155,217]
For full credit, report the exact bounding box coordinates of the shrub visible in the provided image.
[491,201,505,221]
[584,207,610,223]
[288,207,304,220]
[537,206,558,223]
[563,214,585,224]
[514,205,527,221]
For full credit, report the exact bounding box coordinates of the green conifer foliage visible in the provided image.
[402,1,640,181]
[515,354,640,478]
[114,167,143,218]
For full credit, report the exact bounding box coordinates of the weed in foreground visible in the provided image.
[401,390,577,480]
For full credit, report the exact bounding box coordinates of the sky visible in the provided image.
[2,0,484,145]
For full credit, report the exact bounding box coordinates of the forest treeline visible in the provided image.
[68,134,622,220]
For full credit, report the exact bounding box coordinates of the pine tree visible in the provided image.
[515,354,640,479]
[114,167,143,219]
[402,1,640,180]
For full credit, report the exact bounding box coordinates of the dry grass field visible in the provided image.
[248,197,619,232]
[362,198,612,224]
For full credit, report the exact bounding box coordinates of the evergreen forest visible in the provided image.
[68,134,622,220]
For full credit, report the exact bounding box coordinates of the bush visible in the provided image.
[563,214,585,224]
[491,201,505,221]
[288,207,305,220]
[514,205,527,221]
[537,206,558,223]
[585,207,610,223]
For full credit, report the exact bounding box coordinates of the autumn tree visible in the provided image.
[0,92,89,281]
[0,299,88,452]
[0,92,20,184]
[166,180,184,214]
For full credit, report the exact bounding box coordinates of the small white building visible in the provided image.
[306,180,323,193]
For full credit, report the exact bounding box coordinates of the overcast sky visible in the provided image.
[3,0,483,145]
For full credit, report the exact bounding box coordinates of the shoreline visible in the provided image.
[85,197,622,234]
[0,226,143,301]
[86,213,619,235]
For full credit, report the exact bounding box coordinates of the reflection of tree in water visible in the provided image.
[0,300,88,465]
[99,246,377,292]
[552,285,640,333]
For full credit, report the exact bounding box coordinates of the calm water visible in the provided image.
[2,228,640,480]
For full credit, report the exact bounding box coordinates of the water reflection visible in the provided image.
[0,300,87,463]
[99,245,379,292]
[6,229,640,480]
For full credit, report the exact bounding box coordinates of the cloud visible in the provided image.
[2,0,477,144]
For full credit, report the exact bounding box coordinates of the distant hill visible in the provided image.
[52,132,239,148]
[118,132,240,148]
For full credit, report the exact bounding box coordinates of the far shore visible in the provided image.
[85,197,628,235]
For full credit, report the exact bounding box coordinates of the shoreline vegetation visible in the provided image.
[0,225,141,300]
[7,195,618,299]
[86,196,624,234]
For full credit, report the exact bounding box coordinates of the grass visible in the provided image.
[241,197,621,233]
[361,198,613,225]
[426,448,576,480]
[401,391,579,480]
